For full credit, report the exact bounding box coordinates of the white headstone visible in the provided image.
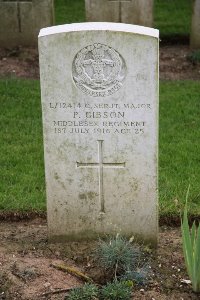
[191,0,200,49]
[39,23,159,246]
[85,0,154,27]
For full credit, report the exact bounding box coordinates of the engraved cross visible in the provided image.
[83,53,114,82]
[108,0,132,22]
[76,140,125,213]
[3,0,33,33]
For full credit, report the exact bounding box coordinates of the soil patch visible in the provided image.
[0,45,200,81]
[160,45,200,80]
[1,211,200,228]
[0,219,199,300]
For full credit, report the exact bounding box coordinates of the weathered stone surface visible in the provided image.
[0,0,54,47]
[191,0,200,49]
[85,0,154,27]
[39,23,159,245]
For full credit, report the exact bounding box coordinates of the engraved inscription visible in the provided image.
[72,43,126,97]
[76,140,125,213]
[51,101,150,135]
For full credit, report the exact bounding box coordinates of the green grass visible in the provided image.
[159,81,200,216]
[0,80,45,211]
[0,79,200,216]
[54,0,192,39]
[55,0,85,25]
[154,0,192,38]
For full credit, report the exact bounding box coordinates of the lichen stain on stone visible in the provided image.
[80,215,88,224]
[130,179,139,191]
[57,141,77,160]
[79,191,98,201]
[54,172,66,190]
[54,173,59,180]
[67,178,73,184]
[79,193,87,200]
[88,191,98,200]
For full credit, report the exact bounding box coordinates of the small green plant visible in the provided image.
[100,281,132,300]
[121,265,151,285]
[181,187,200,293]
[96,234,151,285]
[96,235,139,279]
[66,283,99,300]
[187,50,200,64]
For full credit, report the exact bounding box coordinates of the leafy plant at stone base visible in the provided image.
[95,234,138,281]
[181,186,200,293]
[65,283,99,300]
[187,50,200,65]
[99,280,132,300]
[95,234,151,285]
[66,281,132,300]
[120,264,151,286]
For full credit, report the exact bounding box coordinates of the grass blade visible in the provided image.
[181,187,200,293]
[193,225,200,292]
[191,222,196,248]
[181,206,193,279]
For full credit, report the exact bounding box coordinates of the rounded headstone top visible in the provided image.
[39,22,159,39]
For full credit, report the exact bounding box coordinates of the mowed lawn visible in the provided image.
[0,79,199,217]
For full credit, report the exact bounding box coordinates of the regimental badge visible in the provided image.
[72,43,126,97]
